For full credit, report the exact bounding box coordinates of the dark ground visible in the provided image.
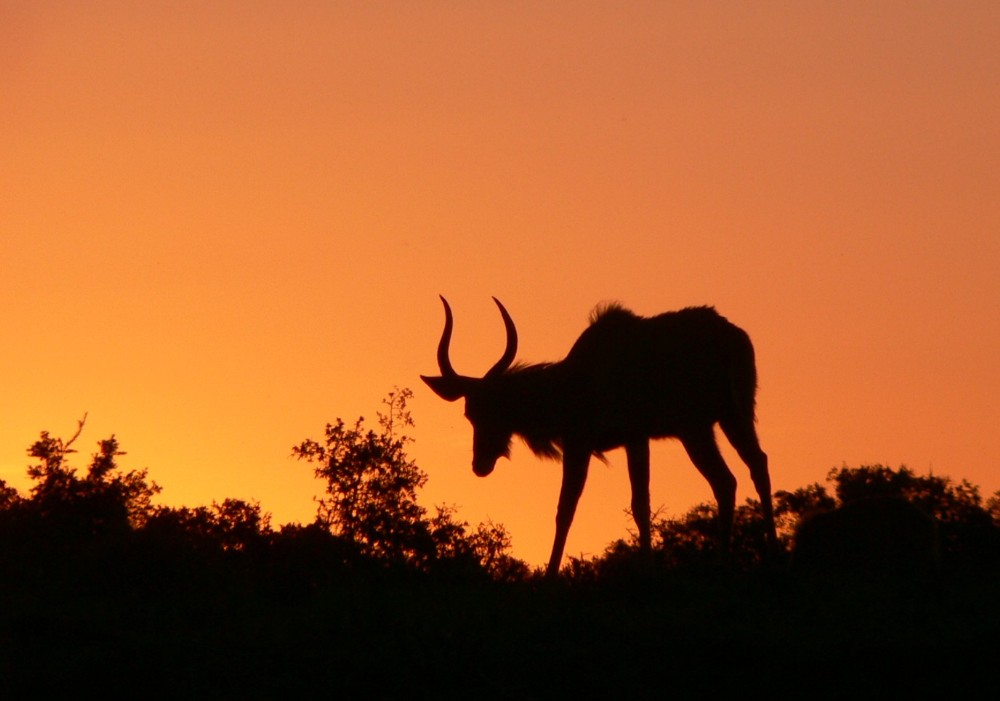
[2,564,996,698]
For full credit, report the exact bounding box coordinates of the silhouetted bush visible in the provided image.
[0,417,162,590]
[560,464,1000,579]
[2,413,1000,696]
[827,464,999,569]
[293,389,435,564]
[792,496,941,576]
[292,387,526,577]
[0,391,527,594]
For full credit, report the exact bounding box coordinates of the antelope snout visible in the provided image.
[472,459,496,477]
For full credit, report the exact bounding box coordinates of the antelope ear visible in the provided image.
[421,375,466,402]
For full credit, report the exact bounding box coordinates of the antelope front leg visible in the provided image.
[546,448,591,577]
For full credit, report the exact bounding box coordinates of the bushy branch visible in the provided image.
[293,387,524,575]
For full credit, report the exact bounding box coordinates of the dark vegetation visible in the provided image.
[2,389,999,695]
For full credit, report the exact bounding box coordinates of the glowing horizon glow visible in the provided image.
[3,2,998,566]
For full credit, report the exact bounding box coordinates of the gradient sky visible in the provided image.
[3,1,998,566]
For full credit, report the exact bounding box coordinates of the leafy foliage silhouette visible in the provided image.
[826,464,999,569]
[1,406,999,695]
[292,388,526,578]
[0,393,525,592]
[1,407,998,588]
[25,416,160,536]
[293,388,432,563]
[555,464,1000,580]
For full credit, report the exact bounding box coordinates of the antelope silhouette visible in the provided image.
[421,297,776,576]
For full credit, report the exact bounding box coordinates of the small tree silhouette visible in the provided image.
[0,417,163,591]
[827,464,998,568]
[293,388,434,564]
[23,416,160,538]
[293,388,523,575]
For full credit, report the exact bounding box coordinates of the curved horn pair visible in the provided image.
[421,296,518,400]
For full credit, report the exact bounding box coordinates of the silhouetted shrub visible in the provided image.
[569,464,1000,577]
[292,388,526,577]
[651,499,781,570]
[293,389,435,564]
[3,417,1000,696]
[792,496,941,576]
[0,418,162,588]
[773,483,837,539]
[829,464,999,569]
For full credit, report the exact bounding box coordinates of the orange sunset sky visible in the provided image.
[3,1,998,566]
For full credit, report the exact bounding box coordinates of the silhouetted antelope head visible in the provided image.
[420,296,518,477]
